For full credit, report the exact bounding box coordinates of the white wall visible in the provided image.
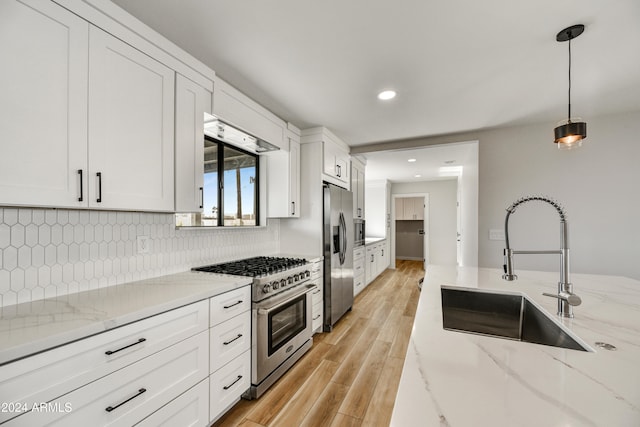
[479,111,640,279]
[0,208,280,307]
[392,180,458,265]
[364,180,388,237]
[460,143,479,267]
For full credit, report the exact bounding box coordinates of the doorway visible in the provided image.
[393,194,429,270]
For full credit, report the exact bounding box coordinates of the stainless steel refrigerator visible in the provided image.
[323,183,354,331]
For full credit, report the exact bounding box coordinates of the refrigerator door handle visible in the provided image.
[339,212,347,265]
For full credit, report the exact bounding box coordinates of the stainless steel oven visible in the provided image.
[354,218,365,247]
[251,283,315,398]
[193,256,316,400]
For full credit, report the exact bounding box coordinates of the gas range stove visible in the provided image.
[192,256,311,302]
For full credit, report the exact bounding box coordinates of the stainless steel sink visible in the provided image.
[441,286,591,351]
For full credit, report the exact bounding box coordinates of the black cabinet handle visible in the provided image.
[291,201,295,215]
[96,172,102,203]
[223,375,243,390]
[105,338,146,355]
[223,300,243,309]
[223,333,243,346]
[313,314,321,321]
[77,169,83,202]
[105,388,146,412]
[199,187,204,209]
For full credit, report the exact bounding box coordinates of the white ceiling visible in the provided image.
[363,141,477,183]
[111,0,639,182]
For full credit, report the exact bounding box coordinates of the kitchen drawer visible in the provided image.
[354,257,365,277]
[210,312,251,373]
[135,378,209,427]
[210,286,251,327]
[6,331,209,427]
[308,260,322,279]
[354,273,365,297]
[0,300,208,424]
[354,247,365,260]
[210,350,251,422]
[311,285,323,306]
[312,305,323,332]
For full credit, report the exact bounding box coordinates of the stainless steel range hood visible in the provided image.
[204,113,279,154]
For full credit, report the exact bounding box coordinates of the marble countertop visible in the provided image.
[364,237,385,245]
[391,265,640,427]
[0,271,251,365]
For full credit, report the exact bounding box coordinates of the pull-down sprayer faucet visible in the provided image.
[502,195,581,318]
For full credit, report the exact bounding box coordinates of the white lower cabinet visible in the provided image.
[1,285,256,426]
[208,288,252,422]
[0,301,208,425]
[210,350,251,422]
[365,240,388,286]
[135,379,209,427]
[308,258,324,334]
[6,331,208,426]
[353,246,366,296]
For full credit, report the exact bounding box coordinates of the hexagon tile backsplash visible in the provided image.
[0,207,280,308]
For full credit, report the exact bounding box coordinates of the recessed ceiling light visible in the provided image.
[408,158,417,162]
[414,174,422,178]
[377,90,396,100]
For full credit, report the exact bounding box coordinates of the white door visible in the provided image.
[0,0,88,208]
[88,27,175,211]
[175,74,211,212]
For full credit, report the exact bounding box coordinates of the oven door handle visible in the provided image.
[256,284,315,315]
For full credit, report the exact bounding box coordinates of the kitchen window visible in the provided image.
[176,136,259,227]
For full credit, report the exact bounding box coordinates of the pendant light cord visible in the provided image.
[568,37,572,121]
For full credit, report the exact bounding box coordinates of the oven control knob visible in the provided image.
[305,270,311,278]
[293,274,299,282]
[272,280,280,290]
[280,279,287,287]
[288,276,293,284]
[262,283,271,293]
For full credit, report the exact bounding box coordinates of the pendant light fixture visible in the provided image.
[554,24,587,149]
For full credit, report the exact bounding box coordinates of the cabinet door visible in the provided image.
[0,0,88,208]
[377,240,388,273]
[323,141,338,177]
[289,139,300,217]
[175,74,212,212]
[395,198,405,220]
[357,167,365,218]
[88,27,175,211]
[413,197,424,220]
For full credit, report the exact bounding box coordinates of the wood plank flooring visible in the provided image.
[213,260,424,427]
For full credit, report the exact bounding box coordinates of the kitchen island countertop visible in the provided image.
[0,271,251,365]
[391,265,640,426]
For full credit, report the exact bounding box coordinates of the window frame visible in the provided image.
[204,135,260,227]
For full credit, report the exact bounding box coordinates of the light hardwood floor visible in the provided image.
[213,260,424,427]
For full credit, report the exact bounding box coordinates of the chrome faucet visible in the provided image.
[502,195,581,318]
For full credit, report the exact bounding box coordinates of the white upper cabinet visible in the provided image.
[351,158,365,219]
[396,197,424,220]
[0,0,89,208]
[88,26,175,211]
[0,1,177,212]
[213,78,286,150]
[267,124,301,218]
[175,74,212,212]
[301,127,350,189]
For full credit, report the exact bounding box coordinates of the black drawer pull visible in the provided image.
[223,375,243,390]
[96,172,102,203]
[105,338,146,355]
[105,388,146,412]
[223,334,243,345]
[313,314,321,321]
[77,169,83,202]
[223,300,243,309]
[312,289,321,295]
